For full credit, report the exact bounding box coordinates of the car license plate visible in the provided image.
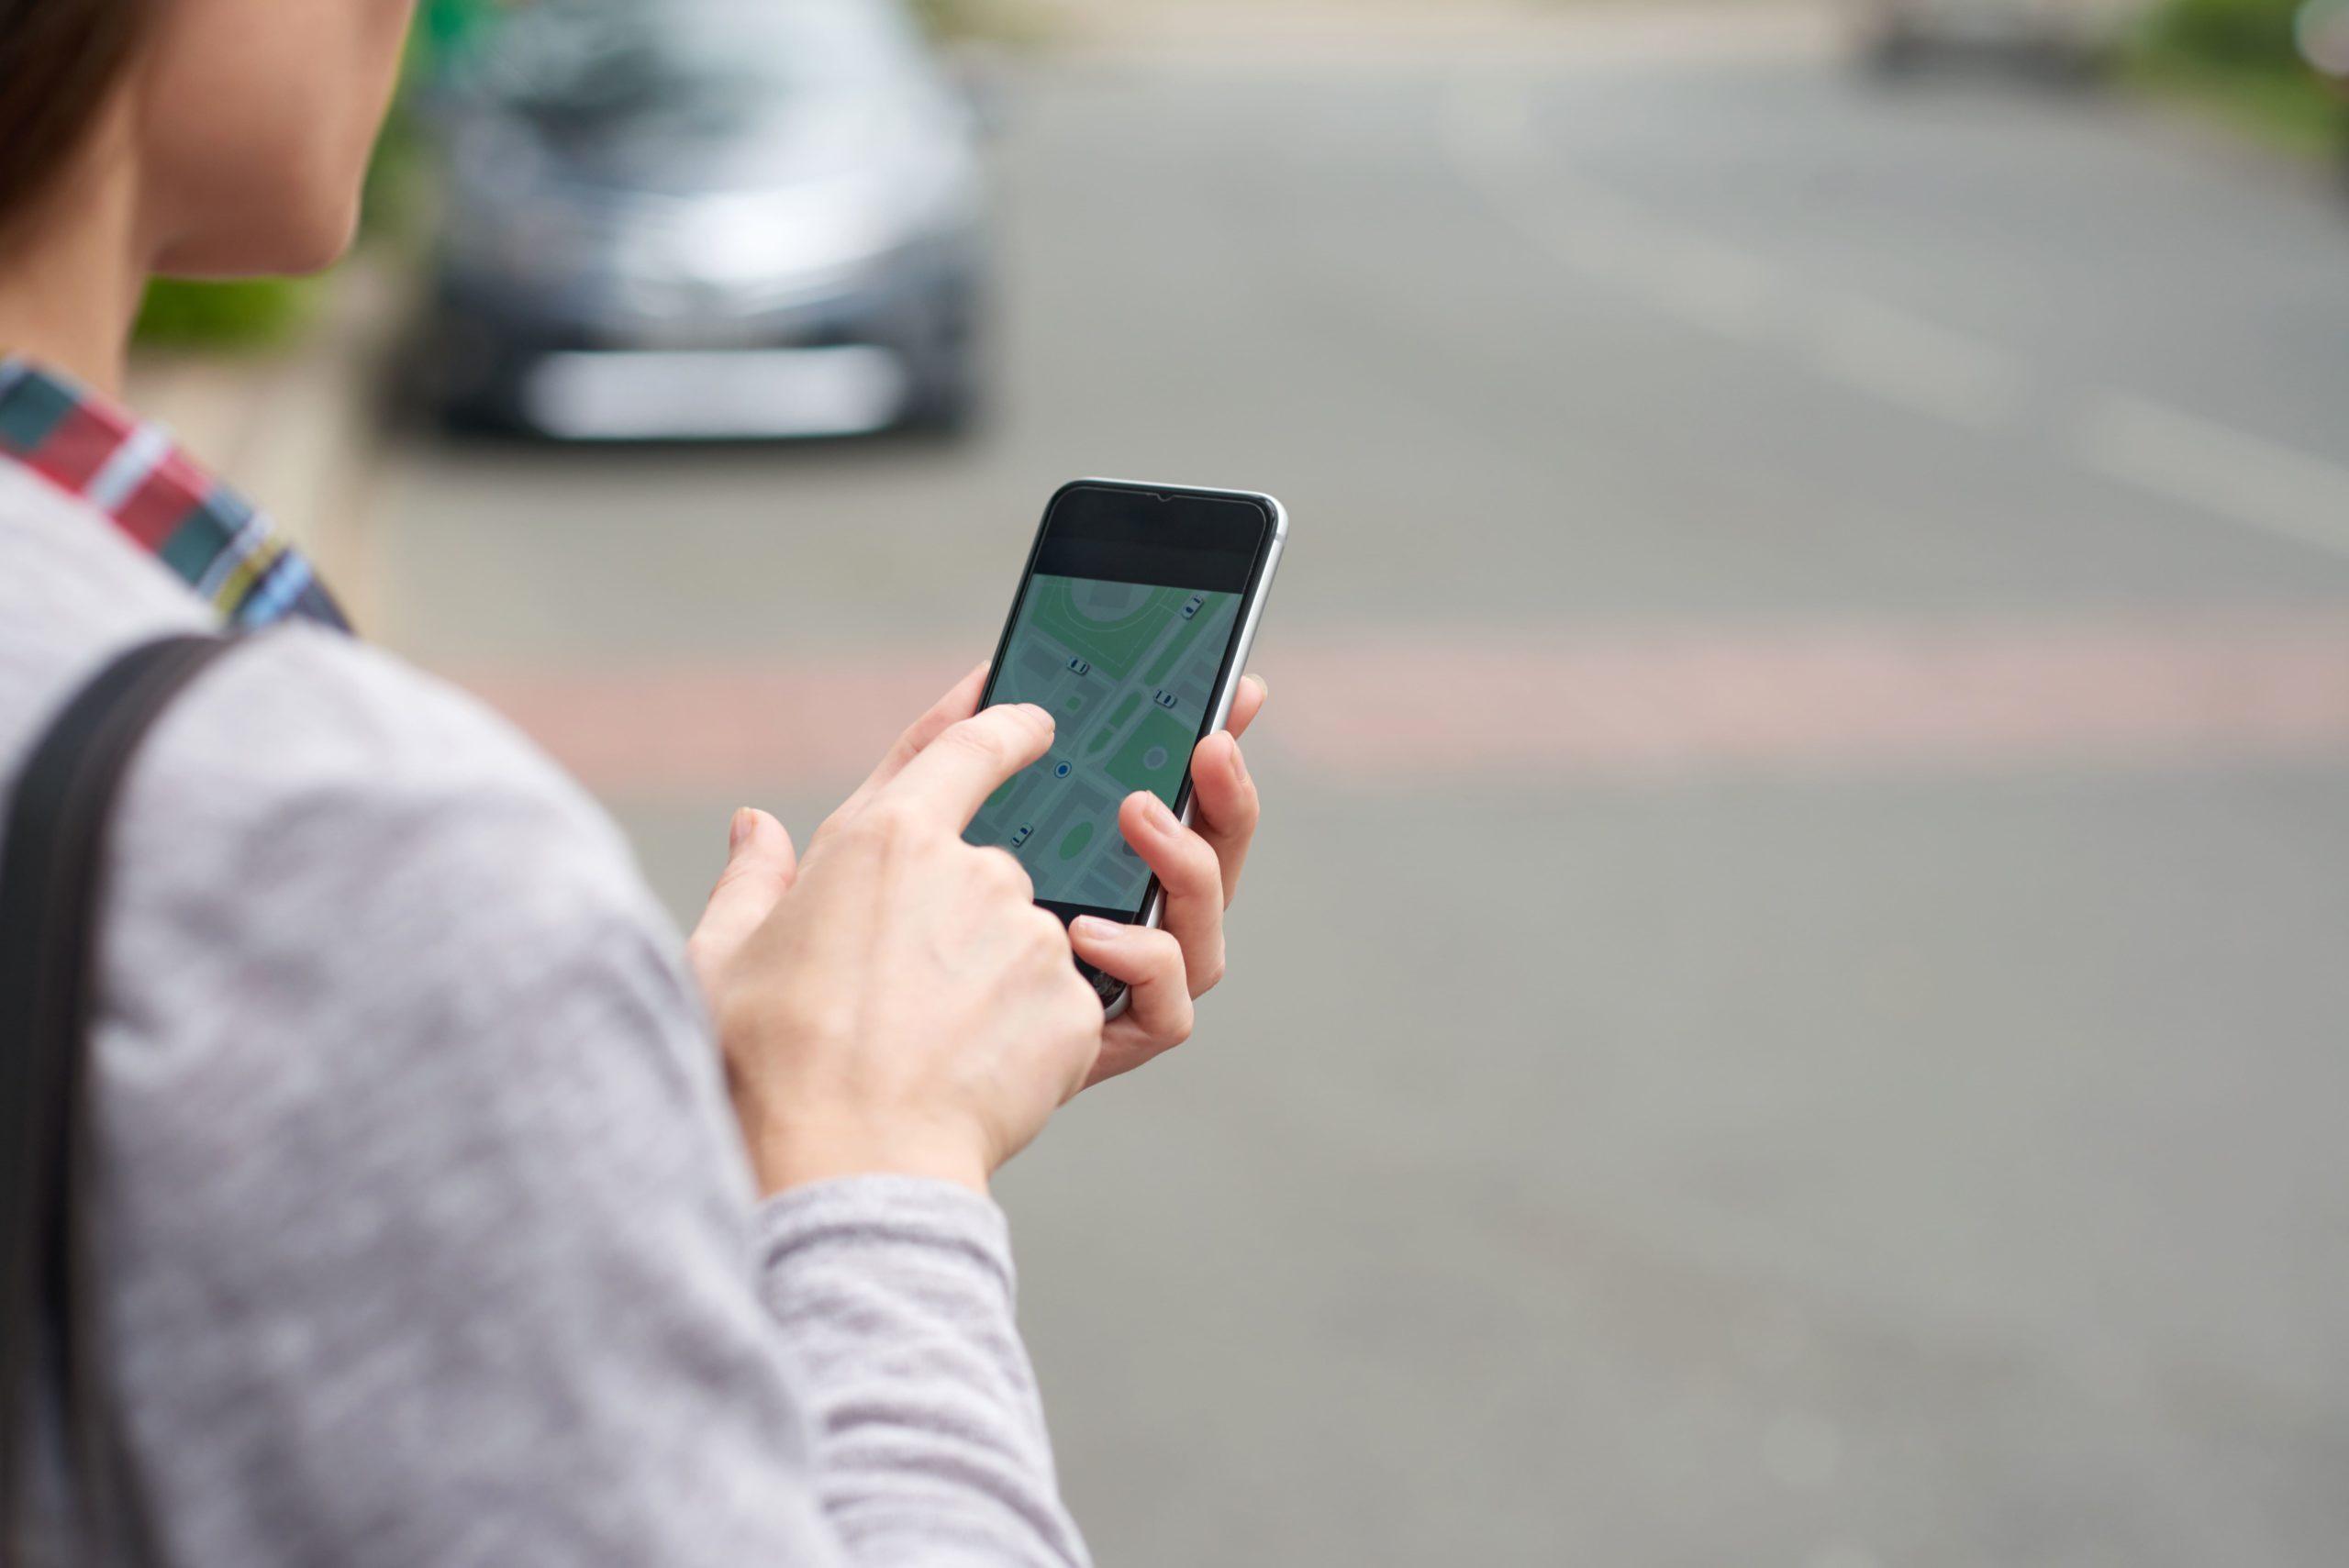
[522,347,910,440]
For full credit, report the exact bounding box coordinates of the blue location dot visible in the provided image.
[1054,761,1073,778]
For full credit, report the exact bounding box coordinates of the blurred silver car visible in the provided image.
[422,0,987,439]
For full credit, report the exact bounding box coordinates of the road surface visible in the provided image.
[376,16,2349,1566]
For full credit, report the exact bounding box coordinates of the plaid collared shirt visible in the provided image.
[0,355,350,632]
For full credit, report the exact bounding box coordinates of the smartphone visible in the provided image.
[964,479,1288,1018]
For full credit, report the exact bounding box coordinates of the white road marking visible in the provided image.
[1638,237,1783,343]
[1443,82,1627,279]
[1444,81,2027,419]
[1445,79,2349,567]
[1809,297,2025,429]
[1446,81,1782,314]
[1442,78,1537,163]
[2076,394,2349,563]
[1516,183,1678,284]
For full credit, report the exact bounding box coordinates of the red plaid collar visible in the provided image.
[0,356,349,631]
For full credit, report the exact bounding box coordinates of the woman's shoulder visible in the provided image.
[0,456,672,973]
[124,613,664,973]
[0,456,610,860]
[85,541,720,1149]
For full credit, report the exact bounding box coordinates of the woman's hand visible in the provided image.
[685,662,1270,1187]
[689,682,1105,1195]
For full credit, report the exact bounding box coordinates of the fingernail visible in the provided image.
[729,808,754,851]
[1231,739,1251,784]
[1019,703,1054,728]
[1250,672,1269,700]
[1072,915,1126,941]
[1143,793,1179,834]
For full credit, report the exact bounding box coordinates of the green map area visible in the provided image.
[1030,579,1187,677]
[964,574,1241,907]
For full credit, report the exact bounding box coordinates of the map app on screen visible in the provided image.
[965,573,1241,909]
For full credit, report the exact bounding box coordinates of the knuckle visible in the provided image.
[1026,905,1072,955]
[975,846,1035,902]
[1173,828,1222,884]
[1134,926,1183,973]
[1194,946,1228,994]
[1170,860,1224,907]
[855,799,923,849]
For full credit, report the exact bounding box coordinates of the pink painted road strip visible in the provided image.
[448,655,971,799]
[444,612,2349,799]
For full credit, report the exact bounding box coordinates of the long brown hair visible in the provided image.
[0,0,150,232]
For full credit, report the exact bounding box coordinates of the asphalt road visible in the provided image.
[378,20,2349,1567]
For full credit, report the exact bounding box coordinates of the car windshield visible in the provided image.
[476,0,924,135]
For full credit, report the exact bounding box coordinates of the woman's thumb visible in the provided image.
[687,808,799,989]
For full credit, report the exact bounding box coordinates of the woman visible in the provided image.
[0,2,1266,1562]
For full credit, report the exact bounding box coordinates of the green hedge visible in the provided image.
[133,278,317,352]
[2132,0,2346,153]
[2146,0,2307,71]
[911,0,1053,44]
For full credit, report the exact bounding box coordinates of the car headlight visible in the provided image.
[633,174,909,288]
[620,124,975,297]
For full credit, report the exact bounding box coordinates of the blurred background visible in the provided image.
[132,0,2349,1562]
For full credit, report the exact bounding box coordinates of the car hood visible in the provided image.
[485,86,952,200]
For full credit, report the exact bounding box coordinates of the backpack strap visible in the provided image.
[1,632,249,1566]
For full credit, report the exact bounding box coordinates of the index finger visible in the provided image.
[880,702,1058,831]
[834,660,990,823]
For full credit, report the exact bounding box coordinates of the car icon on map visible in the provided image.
[1066,656,1091,676]
[1010,824,1033,849]
[1181,594,1206,620]
[1152,689,1178,710]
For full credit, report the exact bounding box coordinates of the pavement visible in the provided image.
[366,8,2349,1565]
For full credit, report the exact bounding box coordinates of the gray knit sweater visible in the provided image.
[0,459,1090,1567]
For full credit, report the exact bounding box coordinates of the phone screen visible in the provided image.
[965,484,1275,924]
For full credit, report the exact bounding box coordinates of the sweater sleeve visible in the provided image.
[86,624,1091,1568]
[761,1182,1090,1568]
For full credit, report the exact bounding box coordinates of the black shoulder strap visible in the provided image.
[1,633,247,1567]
